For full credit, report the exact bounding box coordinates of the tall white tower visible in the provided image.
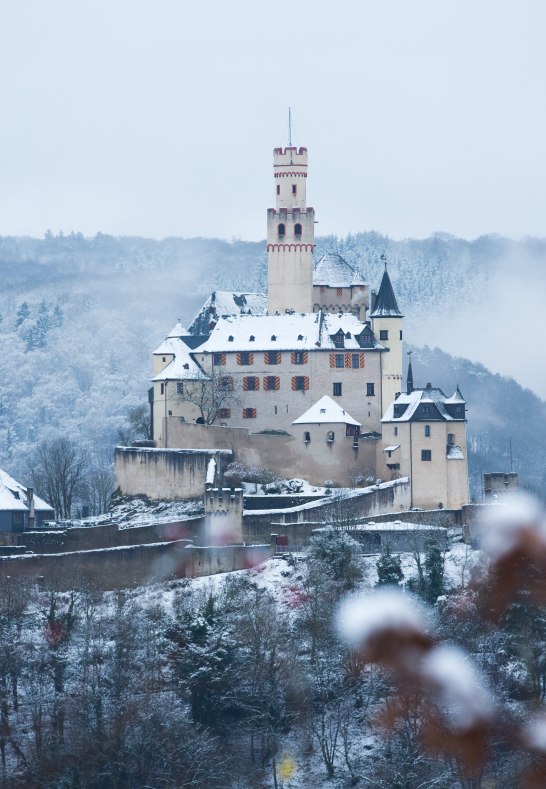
[267,146,315,314]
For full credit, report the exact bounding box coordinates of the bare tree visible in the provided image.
[177,368,242,425]
[117,403,150,444]
[28,437,88,519]
[323,489,362,530]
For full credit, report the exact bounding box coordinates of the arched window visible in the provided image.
[294,223,302,239]
[278,223,285,239]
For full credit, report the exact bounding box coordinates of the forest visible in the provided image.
[0,231,545,502]
[0,513,546,787]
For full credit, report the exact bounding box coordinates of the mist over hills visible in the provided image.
[0,231,543,497]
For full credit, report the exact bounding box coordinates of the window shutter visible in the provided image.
[275,376,280,390]
[345,353,352,368]
[291,377,297,391]
[243,377,249,391]
[291,352,296,364]
[304,376,309,391]
[303,352,308,364]
[237,353,242,366]
[360,353,365,368]
[329,353,335,368]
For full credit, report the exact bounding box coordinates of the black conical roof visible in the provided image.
[406,359,414,394]
[369,267,402,318]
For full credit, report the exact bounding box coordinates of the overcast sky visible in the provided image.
[1,0,546,241]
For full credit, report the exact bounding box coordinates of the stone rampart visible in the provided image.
[0,541,273,591]
[115,447,233,500]
[243,479,411,543]
[163,420,378,488]
[359,508,463,529]
[23,517,205,554]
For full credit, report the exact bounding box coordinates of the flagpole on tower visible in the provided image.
[288,107,292,146]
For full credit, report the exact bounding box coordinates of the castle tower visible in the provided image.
[267,146,315,314]
[370,258,403,416]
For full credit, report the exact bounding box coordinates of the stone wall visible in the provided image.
[359,508,463,529]
[163,420,379,488]
[244,494,325,511]
[243,480,411,544]
[115,447,233,500]
[311,525,449,554]
[23,517,206,554]
[0,541,274,591]
[462,502,497,545]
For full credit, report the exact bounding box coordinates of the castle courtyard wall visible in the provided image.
[162,421,378,488]
[115,447,232,500]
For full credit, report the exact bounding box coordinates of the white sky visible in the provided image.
[1,0,546,241]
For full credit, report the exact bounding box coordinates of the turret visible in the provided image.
[267,146,314,314]
[370,257,403,416]
[406,357,414,394]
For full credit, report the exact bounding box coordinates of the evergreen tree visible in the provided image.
[424,540,445,603]
[15,301,30,327]
[308,529,363,592]
[376,546,404,586]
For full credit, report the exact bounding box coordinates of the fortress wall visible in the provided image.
[163,420,378,488]
[243,479,411,543]
[0,541,273,591]
[115,447,232,500]
[23,517,206,554]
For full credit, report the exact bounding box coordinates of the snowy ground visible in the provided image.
[56,497,204,530]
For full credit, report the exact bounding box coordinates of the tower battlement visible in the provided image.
[273,146,308,163]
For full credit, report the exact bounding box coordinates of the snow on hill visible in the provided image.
[0,231,543,498]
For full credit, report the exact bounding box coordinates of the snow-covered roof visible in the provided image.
[292,395,361,426]
[167,322,188,338]
[199,312,383,353]
[313,252,366,288]
[151,337,206,382]
[382,385,466,423]
[445,386,465,404]
[0,468,53,513]
[188,291,268,336]
[383,445,400,452]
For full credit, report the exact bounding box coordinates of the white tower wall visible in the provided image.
[267,146,314,314]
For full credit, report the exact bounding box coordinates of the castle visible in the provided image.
[147,144,469,510]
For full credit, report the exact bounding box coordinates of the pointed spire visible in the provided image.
[369,257,402,318]
[406,352,414,394]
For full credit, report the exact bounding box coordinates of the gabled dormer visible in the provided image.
[356,324,376,349]
[330,329,346,349]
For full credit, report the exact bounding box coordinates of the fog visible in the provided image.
[409,251,546,398]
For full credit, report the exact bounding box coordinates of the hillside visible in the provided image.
[0,231,543,498]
